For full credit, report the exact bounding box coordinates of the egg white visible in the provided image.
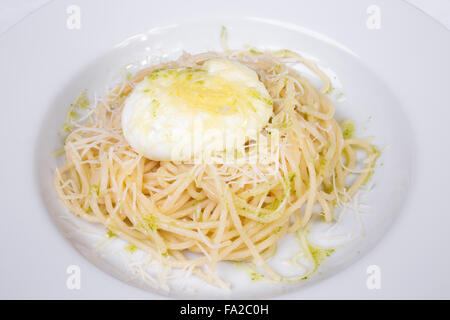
[121,58,273,162]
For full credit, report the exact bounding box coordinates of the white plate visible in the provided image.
[1,0,449,299]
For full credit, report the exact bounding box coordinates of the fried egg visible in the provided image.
[122,58,273,161]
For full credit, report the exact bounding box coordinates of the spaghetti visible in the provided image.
[54,48,379,288]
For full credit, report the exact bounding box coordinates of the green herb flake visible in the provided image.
[89,185,100,197]
[250,272,264,281]
[289,173,296,182]
[51,148,65,157]
[151,99,161,117]
[143,214,158,232]
[288,173,296,194]
[340,119,355,139]
[61,122,72,133]
[125,243,137,253]
[308,244,334,266]
[259,198,281,217]
[106,230,116,238]
[325,85,335,95]
[362,146,382,185]
[273,226,282,235]
[249,48,263,55]
[72,91,90,110]
[148,69,163,80]
[247,88,273,106]
[59,91,90,135]
[220,26,228,51]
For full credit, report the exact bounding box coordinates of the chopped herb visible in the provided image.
[89,185,100,197]
[325,85,335,95]
[309,244,334,266]
[73,91,90,110]
[220,26,228,51]
[250,272,264,281]
[141,214,158,232]
[362,146,382,185]
[340,119,355,139]
[106,230,116,238]
[51,148,65,157]
[259,198,281,217]
[247,88,273,105]
[288,173,296,194]
[289,173,296,182]
[124,243,137,253]
[273,226,282,235]
[60,91,90,134]
[151,99,160,117]
[249,48,263,55]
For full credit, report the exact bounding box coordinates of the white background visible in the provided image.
[0,0,449,35]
